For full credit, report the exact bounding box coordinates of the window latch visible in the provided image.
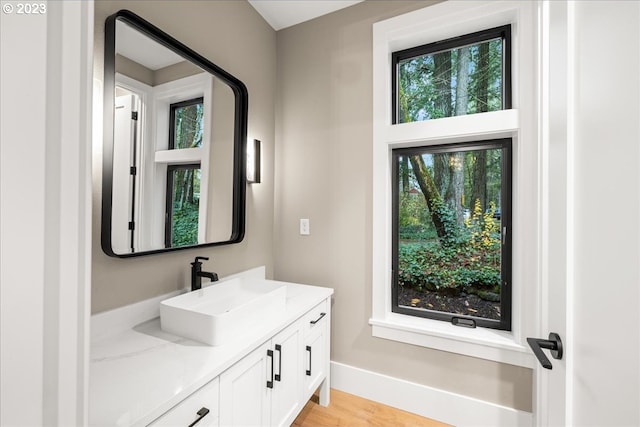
[452,317,476,328]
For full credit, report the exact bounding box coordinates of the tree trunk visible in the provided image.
[455,47,471,116]
[445,152,464,225]
[475,42,490,114]
[402,156,410,194]
[432,52,454,218]
[409,155,447,239]
[187,169,195,204]
[433,154,448,196]
[470,43,490,211]
[471,151,487,212]
[433,51,452,118]
[445,47,470,224]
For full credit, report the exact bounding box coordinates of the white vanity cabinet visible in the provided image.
[90,270,333,427]
[219,320,305,427]
[148,378,219,427]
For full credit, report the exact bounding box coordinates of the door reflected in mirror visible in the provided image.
[102,10,247,257]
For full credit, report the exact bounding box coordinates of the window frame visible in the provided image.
[391,139,513,331]
[391,25,512,125]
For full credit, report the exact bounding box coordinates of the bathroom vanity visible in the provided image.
[90,267,333,426]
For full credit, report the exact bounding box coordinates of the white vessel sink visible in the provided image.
[160,277,287,345]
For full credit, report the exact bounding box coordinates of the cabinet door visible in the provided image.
[271,322,303,427]
[303,325,327,401]
[303,301,329,403]
[148,378,219,427]
[219,342,270,427]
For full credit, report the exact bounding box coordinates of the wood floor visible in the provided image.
[291,389,451,427]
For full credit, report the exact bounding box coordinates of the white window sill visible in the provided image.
[369,314,535,368]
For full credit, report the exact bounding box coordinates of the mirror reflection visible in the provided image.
[102,11,247,257]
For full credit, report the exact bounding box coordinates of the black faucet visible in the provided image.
[191,256,219,291]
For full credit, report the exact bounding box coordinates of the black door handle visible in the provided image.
[274,344,282,382]
[187,407,209,427]
[527,333,563,370]
[310,312,326,325]
[266,349,274,388]
[306,345,312,376]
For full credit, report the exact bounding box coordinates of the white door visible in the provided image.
[537,2,640,425]
[113,92,138,253]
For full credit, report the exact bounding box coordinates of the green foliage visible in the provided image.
[430,197,468,248]
[171,202,199,247]
[465,199,501,257]
[398,201,501,298]
[398,191,428,228]
[398,225,437,242]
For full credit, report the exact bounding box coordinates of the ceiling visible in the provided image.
[248,0,364,31]
[116,20,185,70]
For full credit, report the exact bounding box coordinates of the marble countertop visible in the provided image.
[89,269,333,426]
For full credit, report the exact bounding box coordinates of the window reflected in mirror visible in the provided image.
[166,164,201,248]
[170,98,203,149]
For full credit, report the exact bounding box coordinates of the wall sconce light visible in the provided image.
[247,139,261,184]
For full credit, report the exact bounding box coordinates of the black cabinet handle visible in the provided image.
[310,312,326,325]
[306,345,312,376]
[275,344,282,382]
[527,333,563,370]
[187,407,209,427]
[266,349,274,388]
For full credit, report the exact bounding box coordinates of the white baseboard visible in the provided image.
[330,361,533,427]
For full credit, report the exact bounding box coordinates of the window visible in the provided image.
[392,140,512,330]
[169,97,204,149]
[165,164,201,248]
[372,1,538,366]
[390,27,512,331]
[393,25,511,124]
[165,97,204,248]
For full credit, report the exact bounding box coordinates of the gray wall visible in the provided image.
[92,1,277,313]
[273,0,533,411]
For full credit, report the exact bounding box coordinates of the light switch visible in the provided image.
[300,218,310,235]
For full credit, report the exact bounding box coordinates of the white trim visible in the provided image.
[536,1,576,425]
[370,317,534,368]
[154,147,205,164]
[382,109,519,148]
[330,361,533,427]
[371,0,539,367]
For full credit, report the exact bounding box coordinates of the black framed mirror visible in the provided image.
[102,10,248,257]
